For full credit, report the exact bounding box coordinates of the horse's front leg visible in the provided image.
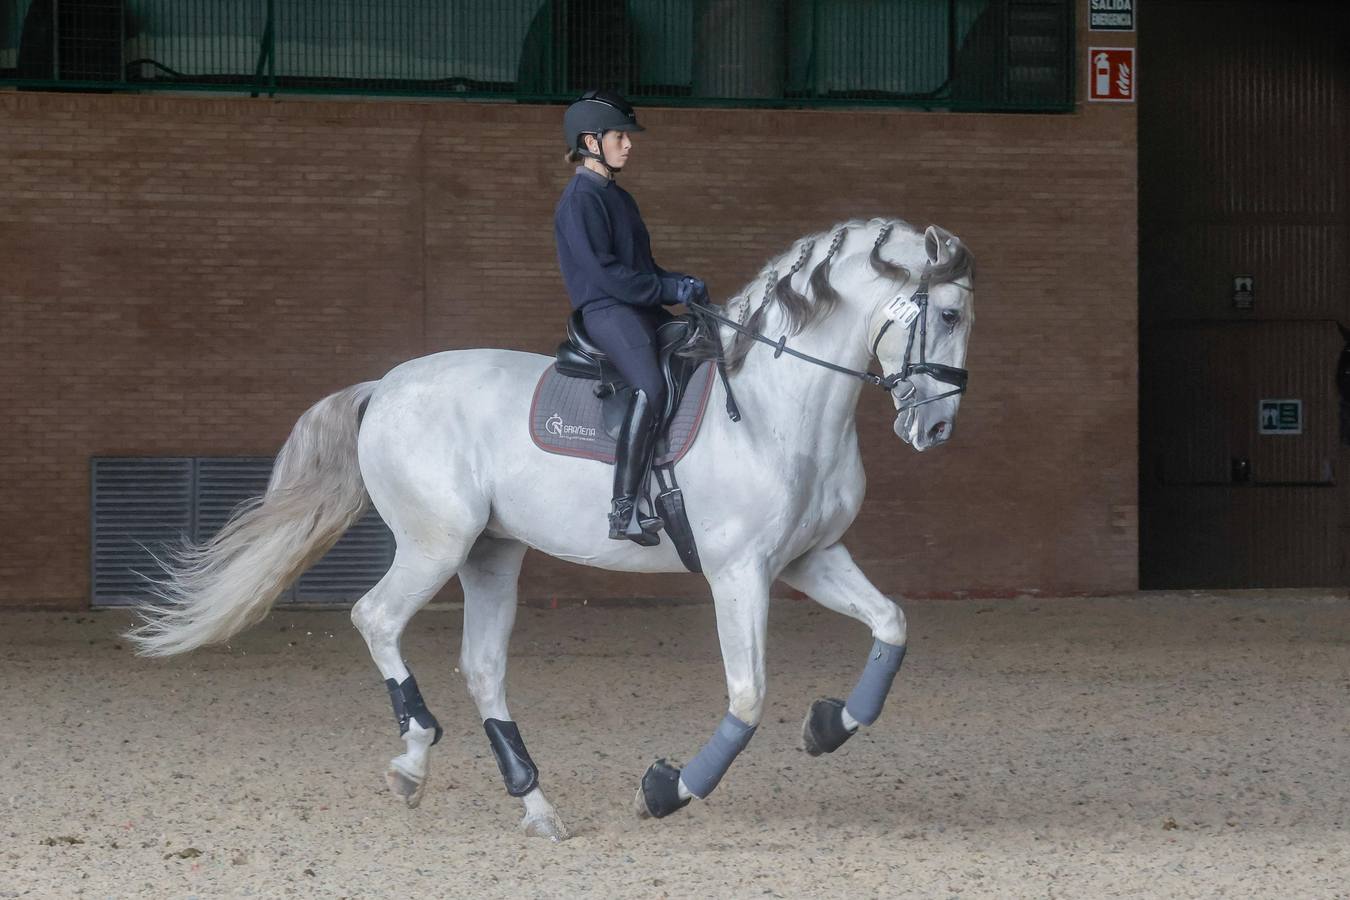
[634,564,769,819]
[779,542,907,755]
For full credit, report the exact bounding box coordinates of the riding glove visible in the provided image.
[660,274,707,306]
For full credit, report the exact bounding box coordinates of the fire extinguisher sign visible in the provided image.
[1088,47,1135,103]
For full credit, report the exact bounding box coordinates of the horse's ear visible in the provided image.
[924,225,957,266]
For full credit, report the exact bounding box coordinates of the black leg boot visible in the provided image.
[609,389,663,546]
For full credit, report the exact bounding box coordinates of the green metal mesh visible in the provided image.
[0,0,1073,111]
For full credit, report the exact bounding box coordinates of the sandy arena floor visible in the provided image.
[1,591,1348,898]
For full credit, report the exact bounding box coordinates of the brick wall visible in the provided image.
[0,25,1137,609]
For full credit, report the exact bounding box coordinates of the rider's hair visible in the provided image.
[564,148,583,164]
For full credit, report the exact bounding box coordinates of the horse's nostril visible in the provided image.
[928,421,949,441]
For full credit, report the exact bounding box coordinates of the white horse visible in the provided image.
[129,217,975,841]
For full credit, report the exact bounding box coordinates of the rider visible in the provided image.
[554,89,707,546]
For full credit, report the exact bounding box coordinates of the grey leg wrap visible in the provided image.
[484,718,539,797]
[681,712,757,799]
[844,638,907,726]
[385,674,443,745]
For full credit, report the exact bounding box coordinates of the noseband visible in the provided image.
[686,267,969,418]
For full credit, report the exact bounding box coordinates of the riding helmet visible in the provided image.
[563,89,645,152]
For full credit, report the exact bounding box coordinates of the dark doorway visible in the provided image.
[1138,0,1350,588]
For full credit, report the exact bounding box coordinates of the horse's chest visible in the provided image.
[777,454,864,550]
[813,463,864,527]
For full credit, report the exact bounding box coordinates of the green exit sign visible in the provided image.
[1259,400,1302,435]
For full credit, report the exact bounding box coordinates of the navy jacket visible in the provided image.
[555,167,676,312]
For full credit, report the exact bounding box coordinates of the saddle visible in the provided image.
[552,310,707,573]
[554,310,705,439]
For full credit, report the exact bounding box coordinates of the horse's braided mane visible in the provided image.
[683,218,973,372]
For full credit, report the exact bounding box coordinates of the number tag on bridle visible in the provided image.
[881,294,921,329]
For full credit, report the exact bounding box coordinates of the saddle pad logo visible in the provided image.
[547,413,596,440]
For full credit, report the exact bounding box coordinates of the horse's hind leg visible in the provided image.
[779,542,907,756]
[458,535,569,841]
[351,547,463,808]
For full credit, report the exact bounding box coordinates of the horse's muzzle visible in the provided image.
[896,412,952,451]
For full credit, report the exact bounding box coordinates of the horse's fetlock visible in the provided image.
[404,718,438,745]
[726,688,764,726]
[385,673,443,745]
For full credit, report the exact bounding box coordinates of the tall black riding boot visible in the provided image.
[609,389,663,546]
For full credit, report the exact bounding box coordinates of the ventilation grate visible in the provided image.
[91,457,394,607]
[194,457,274,544]
[90,458,193,607]
[298,513,396,601]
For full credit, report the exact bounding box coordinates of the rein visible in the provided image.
[686,268,968,419]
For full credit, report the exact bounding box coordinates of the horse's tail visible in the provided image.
[126,381,379,657]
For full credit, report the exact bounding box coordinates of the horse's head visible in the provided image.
[709,218,974,451]
[869,224,975,451]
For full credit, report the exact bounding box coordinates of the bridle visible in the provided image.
[867,268,970,411]
[686,265,969,417]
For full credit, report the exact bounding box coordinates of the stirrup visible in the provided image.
[609,497,662,546]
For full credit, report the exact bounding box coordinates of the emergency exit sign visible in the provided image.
[1090,0,1135,31]
[1259,400,1302,435]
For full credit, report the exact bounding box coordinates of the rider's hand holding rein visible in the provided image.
[671,275,707,306]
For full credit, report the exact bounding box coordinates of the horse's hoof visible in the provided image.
[632,785,653,819]
[634,759,691,819]
[385,764,426,809]
[520,810,570,842]
[802,698,856,756]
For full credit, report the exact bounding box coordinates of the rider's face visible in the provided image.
[586,130,632,169]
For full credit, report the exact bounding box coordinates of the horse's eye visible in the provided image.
[940,309,960,327]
